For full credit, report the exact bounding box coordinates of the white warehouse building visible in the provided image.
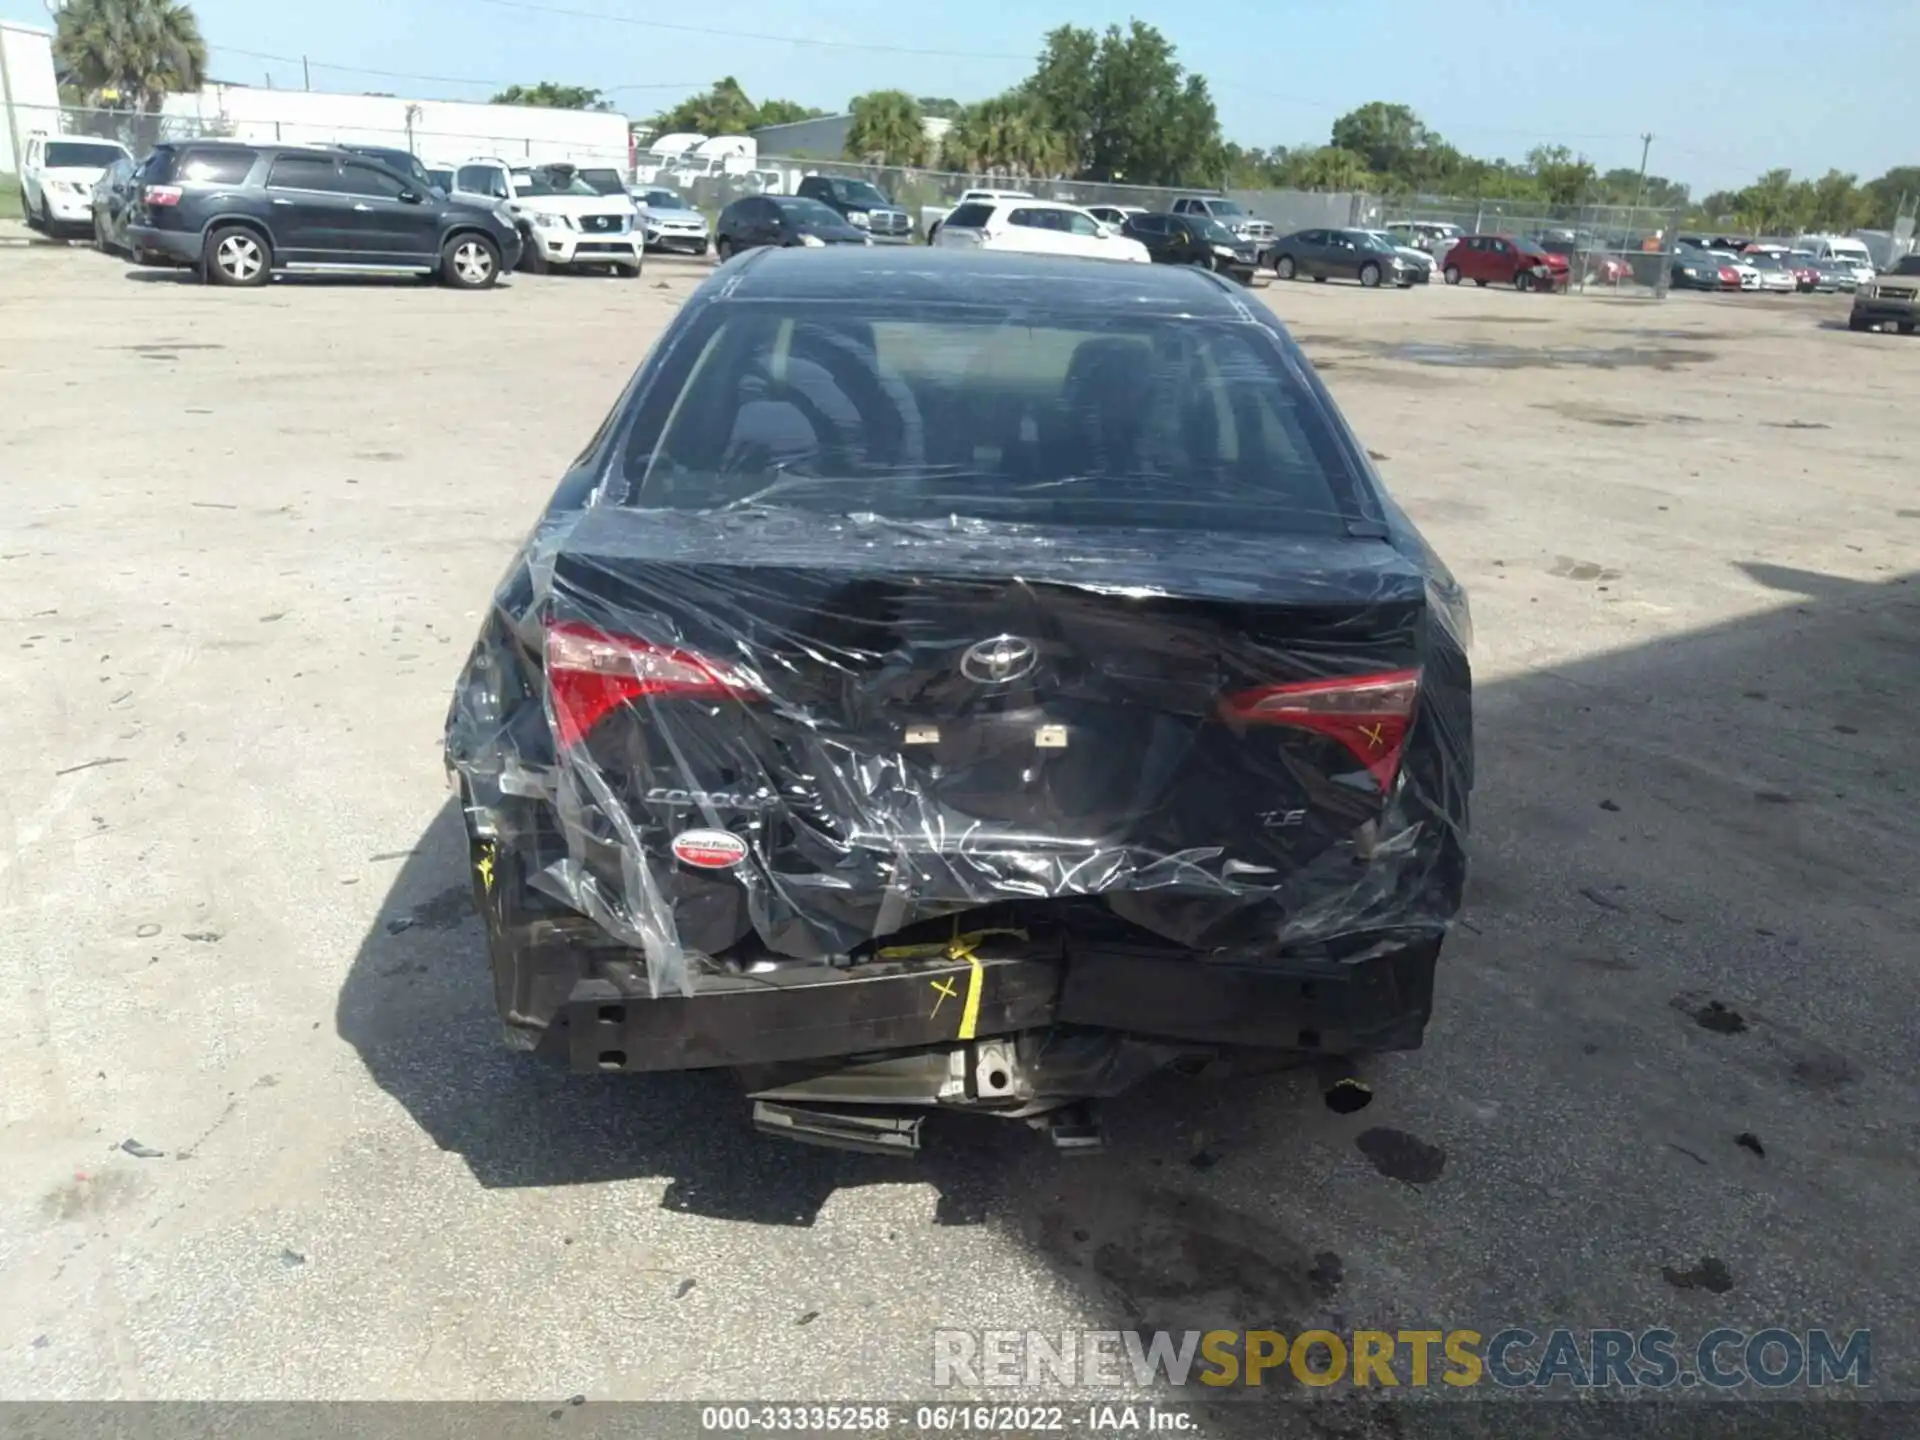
[158,84,634,171]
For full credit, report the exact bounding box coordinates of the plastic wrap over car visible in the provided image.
[444,251,1472,1013]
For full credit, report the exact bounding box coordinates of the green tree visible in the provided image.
[1329,102,1436,178]
[1526,145,1596,204]
[1806,169,1869,231]
[490,82,612,111]
[1696,190,1741,224]
[1861,166,1920,226]
[53,0,206,110]
[649,78,825,134]
[916,97,965,120]
[845,90,930,166]
[753,98,830,127]
[941,94,1069,180]
[1594,167,1688,209]
[1731,168,1807,234]
[649,77,758,134]
[1023,21,1224,186]
[1279,146,1374,192]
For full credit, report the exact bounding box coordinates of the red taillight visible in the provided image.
[544,621,764,748]
[1220,668,1421,790]
[144,184,183,206]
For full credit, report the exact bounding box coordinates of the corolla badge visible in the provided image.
[961,635,1038,684]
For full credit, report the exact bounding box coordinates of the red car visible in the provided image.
[1584,253,1636,285]
[1440,234,1571,292]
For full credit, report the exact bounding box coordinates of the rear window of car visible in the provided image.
[457,164,509,198]
[45,141,126,168]
[944,203,992,229]
[616,307,1356,535]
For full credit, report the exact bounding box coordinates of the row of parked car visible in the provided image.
[26,130,730,287]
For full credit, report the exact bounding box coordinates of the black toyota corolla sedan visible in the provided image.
[445,247,1473,1154]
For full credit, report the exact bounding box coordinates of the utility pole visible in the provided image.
[1632,131,1654,213]
[303,55,311,91]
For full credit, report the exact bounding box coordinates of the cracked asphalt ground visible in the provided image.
[2,242,1917,1426]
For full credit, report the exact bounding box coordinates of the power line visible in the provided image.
[466,0,1032,59]
[208,43,703,94]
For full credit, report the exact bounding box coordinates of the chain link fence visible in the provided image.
[1375,195,1689,297]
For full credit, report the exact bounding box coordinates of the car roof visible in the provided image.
[716,246,1259,318]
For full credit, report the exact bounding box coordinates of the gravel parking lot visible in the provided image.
[3,242,1917,1422]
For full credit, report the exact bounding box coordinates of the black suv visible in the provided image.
[794,174,913,242]
[127,142,522,289]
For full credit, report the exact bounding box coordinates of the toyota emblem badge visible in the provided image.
[960,635,1038,684]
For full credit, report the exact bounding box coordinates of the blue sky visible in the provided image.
[9,0,1915,193]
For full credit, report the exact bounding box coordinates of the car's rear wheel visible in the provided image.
[1275,254,1296,280]
[1359,261,1382,288]
[443,233,500,289]
[716,236,735,261]
[204,225,271,286]
[1443,264,1460,285]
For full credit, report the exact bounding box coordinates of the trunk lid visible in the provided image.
[541,509,1432,940]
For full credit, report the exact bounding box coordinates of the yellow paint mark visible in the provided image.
[476,845,495,893]
[877,926,1030,1040]
[928,975,958,1018]
[1358,722,1387,751]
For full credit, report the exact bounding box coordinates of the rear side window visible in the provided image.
[267,156,343,192]
[944,203,992,229]
[175,148,255,183]
[619,308,1356,535]
[340,162,406,198]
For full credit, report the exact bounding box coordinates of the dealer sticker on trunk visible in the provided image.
[670,829,748,869]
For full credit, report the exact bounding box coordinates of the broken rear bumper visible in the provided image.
[521,929,1441,1075]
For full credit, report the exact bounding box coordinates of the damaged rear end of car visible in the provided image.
[445,248,1473,1153]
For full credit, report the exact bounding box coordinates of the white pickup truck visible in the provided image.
[921,188,1035,243]
[450,158,643,275]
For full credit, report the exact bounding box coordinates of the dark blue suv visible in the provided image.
[127,142,522,289]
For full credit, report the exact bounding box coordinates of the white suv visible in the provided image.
[451,158,642,275]
[931,199,1149,265]
[20,133,131,238]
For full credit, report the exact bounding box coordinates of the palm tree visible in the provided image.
[942,95,1068,182]
[54,0,207,111]
[1286,146,1375,194]
[845,91,929,168]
